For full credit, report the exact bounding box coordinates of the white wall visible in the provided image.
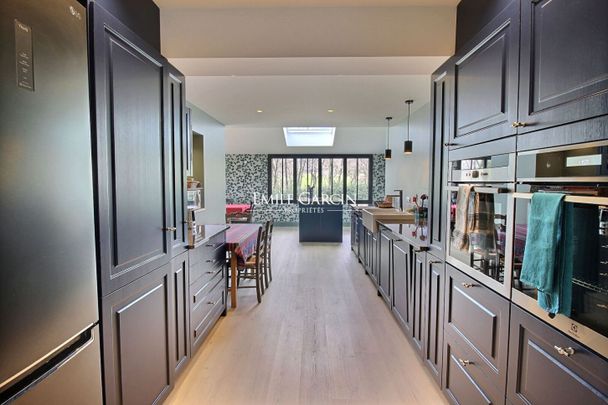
[225,126,386,154]
[188,103,226,224]
[384,102,431,203]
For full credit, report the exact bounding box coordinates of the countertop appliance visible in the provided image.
[0,1,102,403]
[512,141,608,359]
[446,152,516,298]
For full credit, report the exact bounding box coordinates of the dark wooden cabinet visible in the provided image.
[451,0,519,149]
[443,265,510,404]
[429,60,453,258]
[378,229,392,304]
[409,249,426,353]
[101,263,174,405]
[171,252,190,377]
[167,66,188,258]
[517,0,608,142]
[356,215,364,263]
[392,240,411,334]
[423,255,444,385]
[90,3,171,296]
[189,231,227,354]
[365,230,378,285]
[507,305,608,405]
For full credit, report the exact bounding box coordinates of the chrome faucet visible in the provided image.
[385,189,404,211]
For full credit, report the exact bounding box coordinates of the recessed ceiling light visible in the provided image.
[327,109,335,113]
[256,109,263,113]
[283,127,336,147]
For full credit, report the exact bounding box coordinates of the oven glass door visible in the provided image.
[513,190,608,340]
[447,185,513,295]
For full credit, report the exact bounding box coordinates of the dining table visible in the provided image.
[225,223,262,308]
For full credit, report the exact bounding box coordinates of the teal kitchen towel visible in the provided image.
[520,193,565,314]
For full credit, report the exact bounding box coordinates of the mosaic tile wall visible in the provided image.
[225,154,385,224]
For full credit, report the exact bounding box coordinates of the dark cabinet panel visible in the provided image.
[101,263,174,405]
[90,3,170,296]
[507,305,608,405]
[392,240,411,333]
[444,265,509,395]
[443,336,500,405]
[167,66,188,258]
[429,60,453,258]
[423,256,444,384]
[409,250,426,353]
[451,1,519,149]
[518,0,608,138]
[171,252,190,377]
[378,230,392,304]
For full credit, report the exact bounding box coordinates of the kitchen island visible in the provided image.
[298,202,343,242]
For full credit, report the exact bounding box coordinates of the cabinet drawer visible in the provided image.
[191,280,225,351]
[443,336,503,405]
[507,305,608,405]
[444,265,510,384]
[190,249,226,285]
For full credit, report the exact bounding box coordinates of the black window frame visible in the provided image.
[267,154,374,204]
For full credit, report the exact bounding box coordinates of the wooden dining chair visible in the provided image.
[264,220,274,287]
[236,225,266,303]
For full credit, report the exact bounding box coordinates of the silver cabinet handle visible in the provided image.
[206,270,216,274]
[207,301,216,305]
[444,142,457,147]
[458,358,472,367]
[597,304,608,310]
[554,346,575,357]
[428,260,442,265]
[414,247,429,253]
[461,282,476,288]
[600,261,608,265]
[163,226,177,232]
[511,121,527,128]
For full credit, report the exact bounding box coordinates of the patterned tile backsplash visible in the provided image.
[225,154,385,224]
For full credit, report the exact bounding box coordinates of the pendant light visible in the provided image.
[384,116,393,160]
[404,99,414,155]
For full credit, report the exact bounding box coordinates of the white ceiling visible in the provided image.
[160,2,455,128]
[155,0,459,8]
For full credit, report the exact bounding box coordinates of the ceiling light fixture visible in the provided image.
[327,109,335,113]
[283,127,336,147]
[404,100,414,155]
[256,109,263,113]
[385,116,392,160]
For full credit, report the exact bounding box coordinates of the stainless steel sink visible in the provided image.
[361,208,414,233]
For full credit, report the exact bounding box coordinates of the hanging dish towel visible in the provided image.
[451,185,473,251]
[468,192,497,256]
[520,193,566,315]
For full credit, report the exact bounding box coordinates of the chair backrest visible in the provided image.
[254,225,266,267]
[265,220,274,251]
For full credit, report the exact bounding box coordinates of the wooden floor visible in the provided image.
[166,227,447,405]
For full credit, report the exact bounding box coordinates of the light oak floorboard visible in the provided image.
[165,227,447,405]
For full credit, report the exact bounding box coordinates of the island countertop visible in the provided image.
[378,220,429,249]
[188,224,230,249]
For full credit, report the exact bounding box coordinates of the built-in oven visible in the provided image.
[446,153,516,297]
[512,140,608,358]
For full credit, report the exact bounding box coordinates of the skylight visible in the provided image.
[283,127,336,147]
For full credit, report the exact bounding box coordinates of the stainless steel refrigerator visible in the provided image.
[0,0,102,403]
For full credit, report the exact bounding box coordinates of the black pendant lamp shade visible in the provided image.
[404,99,414,155]
[384,116,393,160]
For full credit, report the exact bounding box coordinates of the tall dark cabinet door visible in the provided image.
[507,305,608,405]
[378,230,392,304]
[429,60,453,258]
[423,256,444,384]
[171,252,190,377]
[517,0,608,136]
[409,251,425,353]
[101,263,175,405]
[166,66,188,257]
[392,241,411,333]
[451,1,519,148]
[90,3,171,296]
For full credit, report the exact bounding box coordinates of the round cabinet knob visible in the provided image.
[471,170,479,178]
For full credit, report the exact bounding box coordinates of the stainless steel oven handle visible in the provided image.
[446,186,511,194]
[513,192,608,205]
